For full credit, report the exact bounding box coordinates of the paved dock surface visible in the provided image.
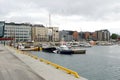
[1,44,87,80]
[0,44,45,80]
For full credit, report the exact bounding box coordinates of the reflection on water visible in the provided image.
[30,45,120,80]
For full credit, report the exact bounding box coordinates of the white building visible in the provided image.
[4,23,31,42]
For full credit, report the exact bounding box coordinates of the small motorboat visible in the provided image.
[54,45,74,54]
[18,42,39,51]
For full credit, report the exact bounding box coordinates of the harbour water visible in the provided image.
[30,45,120,80]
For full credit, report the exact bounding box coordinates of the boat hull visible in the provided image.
[42,47,56,53]
[73,50,86,54]
[59,50,73,54]
[20,47,39,51]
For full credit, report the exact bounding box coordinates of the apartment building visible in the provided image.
[59,30,110,41]
[46,27,59,42]
[96,29,110,41]
[84,32,97,41]
[32,26,59,42]
[32,25,47,42]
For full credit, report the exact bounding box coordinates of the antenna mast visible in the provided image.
[49,13,51,27]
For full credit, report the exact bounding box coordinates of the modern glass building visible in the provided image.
[0,21,5,38]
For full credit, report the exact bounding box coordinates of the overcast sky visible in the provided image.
[0,0,120,34]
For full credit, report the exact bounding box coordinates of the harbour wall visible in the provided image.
[6,46,88,80]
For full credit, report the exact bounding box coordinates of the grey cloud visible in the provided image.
[26,0,120,21]
[0,0,120,21]
[5,14,48,25]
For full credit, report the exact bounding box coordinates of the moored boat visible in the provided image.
[42,47,57,53]
[20,47,39,51]
[56,45,73,54]
[72,49,86,54]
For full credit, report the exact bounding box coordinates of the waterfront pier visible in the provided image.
[0,44,87,80]
[0,44,44,80]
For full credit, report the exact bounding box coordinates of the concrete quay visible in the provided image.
[0,44,45,80]
[1,44,88,80]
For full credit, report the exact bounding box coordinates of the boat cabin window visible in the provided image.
[60,46,69,50]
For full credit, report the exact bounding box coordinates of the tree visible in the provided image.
[111,33,118,39]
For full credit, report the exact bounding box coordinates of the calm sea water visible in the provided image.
[30,45,120,80]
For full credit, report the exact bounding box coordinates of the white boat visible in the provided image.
[67,42,92,48]
[55,45,73,54]
[18,44,39,51]
[79,42,92,47]
[56,45,86,54]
